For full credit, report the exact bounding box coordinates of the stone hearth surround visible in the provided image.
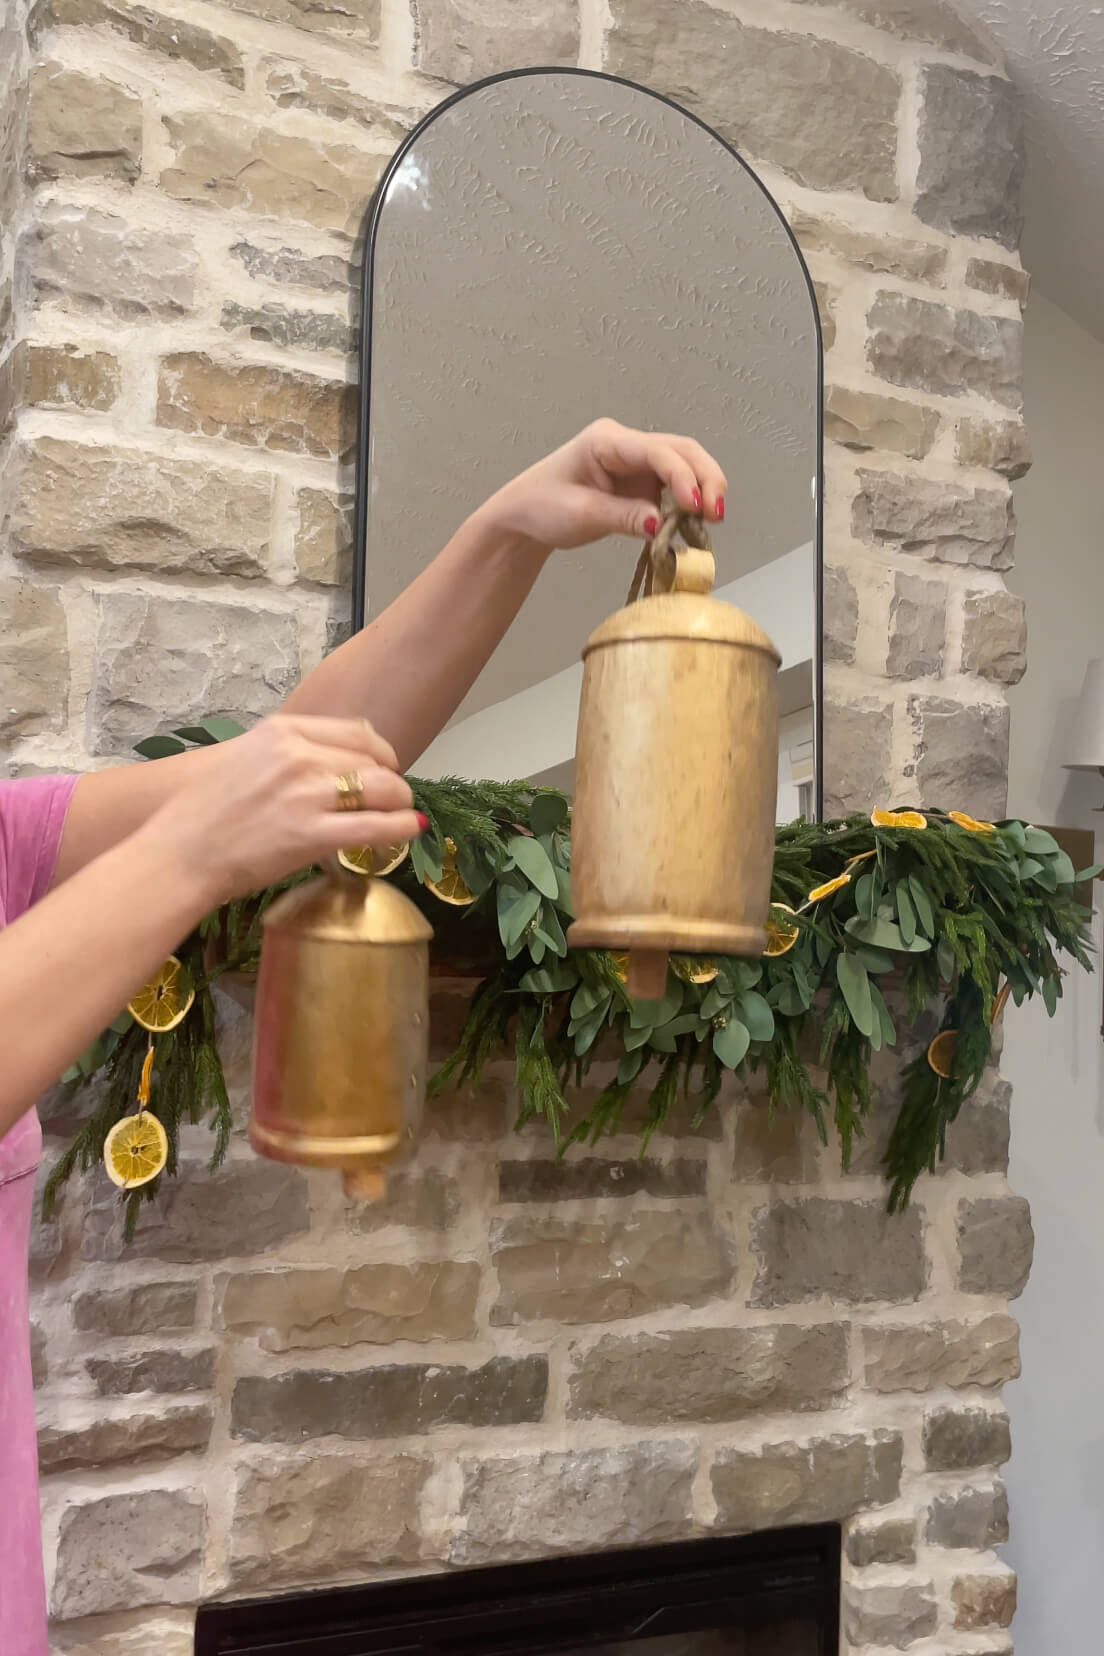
[0,0,1031,1651]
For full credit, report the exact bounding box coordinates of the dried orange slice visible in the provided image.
[871,808,928,830]
[764,905,800,956]
[672,956,719,985]
[127,957,194,1033]
[948,811,995,833]
[337,841,409,877]
[927,1029,957,1079]
[808,873,851,902]
[424,836,475,906]
[609,953,629,981]
[104,1112,169,1189]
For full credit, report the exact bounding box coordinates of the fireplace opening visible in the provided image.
[194,1524,840,1655]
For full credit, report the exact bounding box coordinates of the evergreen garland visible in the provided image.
[48,722,1098,1224]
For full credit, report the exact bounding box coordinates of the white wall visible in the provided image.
[1004,294,1104,1653]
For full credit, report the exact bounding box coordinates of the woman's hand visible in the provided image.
[138,714,424,909]
[476,418,728,554]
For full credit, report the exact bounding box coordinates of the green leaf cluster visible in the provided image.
[51,720,1097,1225]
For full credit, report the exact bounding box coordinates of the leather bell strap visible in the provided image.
[625,486,715,604]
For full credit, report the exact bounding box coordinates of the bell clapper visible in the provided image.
[342,1167,388,1202]
[627,950,669,1001]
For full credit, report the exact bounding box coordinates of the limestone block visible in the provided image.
[8,436,273,577]
[961,589,1028,685]
[568,1324,849,1424]
[853,469,1014,569]
[39,1405,212,1473]
[87,593,298,754]
[51,1490,204,1619]
[25,203,197,316]
[712,1431,903,1530]
[751,1197,927,1306]
[908,694,1010,819]
[161,111,386,238]
[927,1482,1009,1549]
[867,292,1022,409]
[229,1452,431,1588]
[887,572,946,678]
[217,1260,481,1349]
[922,1405,1012,1471]
[608,0,900,200]
[413,0,578,83]
[73,1281,198,1335]
[36,0,245,86]
[294,487,354,586]
[0,575,68,743]
[453,1442,695,1565]
[916,66,1023,248]
[27,62,141,184]
[80,1156,309,1261]
[957,1195,1034,1296]
[862,1314,1020,1392]
[232,1356,548,1441]
[490,1211,735,1325]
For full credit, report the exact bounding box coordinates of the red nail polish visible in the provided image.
[415,812,429,834]
[716,496,725,521]
[691,488,703,512]
[644,515,659,537]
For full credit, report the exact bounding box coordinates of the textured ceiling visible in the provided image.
[963,1,1104,338]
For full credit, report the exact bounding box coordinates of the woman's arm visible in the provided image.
[2,717,419,1137]
[54,423,726,883]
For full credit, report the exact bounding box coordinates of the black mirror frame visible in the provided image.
[351,66,825,822]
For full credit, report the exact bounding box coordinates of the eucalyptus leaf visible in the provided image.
[1042,973,1060,1016]
[629,980,683,1029]
[853,944,895,975]
[1050,850,1076,886]
[735,989,775,1043]
[617,1048,646,1084]
[456,847,495,898]
[507,835,558,899]
[1017,857,1045,881]
[498,884,541,949]
[836,954,873,1037]
[1024,826,1061,857]
[712,1017,751,1070]
[895,882,917,946]
[529,793,569,837]
[133,735,187,760]
[700,984,732,1021]
[855,870,876,922]
[528,934,547,965]
[554,864,573,913]
[907,875,934,937]
[538,904,567,956]
[869,979,897,1049]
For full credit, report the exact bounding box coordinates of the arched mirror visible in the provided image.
[354,68,823,822]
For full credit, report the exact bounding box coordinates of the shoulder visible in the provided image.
[0,774,79,924]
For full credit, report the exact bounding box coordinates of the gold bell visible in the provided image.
[249,860,432,1201]
[567,506,781,1000]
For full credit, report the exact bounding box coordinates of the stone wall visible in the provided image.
[0,0,1033,1652]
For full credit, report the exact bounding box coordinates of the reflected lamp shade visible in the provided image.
[1065,660,1104,771]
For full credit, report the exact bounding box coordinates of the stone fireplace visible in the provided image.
[2,0,1031,1651]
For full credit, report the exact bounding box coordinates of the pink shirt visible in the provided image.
[0,773,78,1655]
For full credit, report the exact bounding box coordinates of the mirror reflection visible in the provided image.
[356,70,821,821]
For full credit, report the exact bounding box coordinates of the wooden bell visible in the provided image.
[249,861,432,1201]
[567,506,781,1000]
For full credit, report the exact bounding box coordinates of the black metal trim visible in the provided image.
[195,1523,841,1654]
[352,65,825,821]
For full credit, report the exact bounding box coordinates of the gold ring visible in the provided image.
[335,771,364,812]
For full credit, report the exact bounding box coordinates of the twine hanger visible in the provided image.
[625,486,715,604]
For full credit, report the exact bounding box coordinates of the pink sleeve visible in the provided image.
[0,775,79,928]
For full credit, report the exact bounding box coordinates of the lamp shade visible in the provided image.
[1065,659,1104,770]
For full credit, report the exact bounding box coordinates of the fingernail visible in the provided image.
[644,515,659,537]
[716,496,725,522]
[415,812,430,835]
[691,488,703,512]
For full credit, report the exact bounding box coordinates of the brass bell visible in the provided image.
[249,860,432,1201]
[567,506,781,1000]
